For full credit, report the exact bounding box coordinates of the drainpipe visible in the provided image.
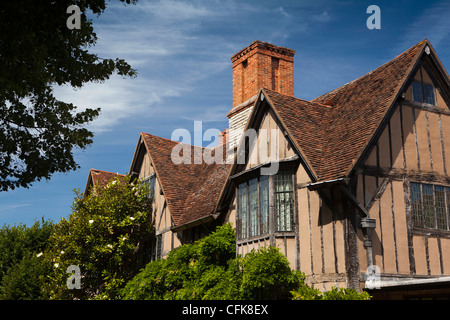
[339,185,376,272]
[360,217,376,268]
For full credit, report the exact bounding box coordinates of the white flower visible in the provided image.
[54,263,59,268]
[129,216,135,221]
[60,250,65,255]
[107,244,113,249]
[89,219,94,224]
[122,237,127,241]
[36,252,43,258]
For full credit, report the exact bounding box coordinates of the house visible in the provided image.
[85,39,450,299]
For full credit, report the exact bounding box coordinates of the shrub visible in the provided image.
[46,175,154,300]
[122,224,303,300]
[291,285,371,300]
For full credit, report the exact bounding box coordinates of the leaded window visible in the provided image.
[412,80,436,105]
[274,171,294,232]
[411,182,450,231]
[237,170,294,240]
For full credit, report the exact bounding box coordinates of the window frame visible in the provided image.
[142,174,156,200]
[411,182,450,231]
[411,80,436,106]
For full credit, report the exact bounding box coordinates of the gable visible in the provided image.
[357,43,450,177]
[243,107,297,172]
[128,132,231,229]
[404,64,450,112]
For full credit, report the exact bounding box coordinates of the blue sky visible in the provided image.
[2,0,450,226]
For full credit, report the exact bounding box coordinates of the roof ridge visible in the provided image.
[141,131,216,151]
[261,87,333,109]
[312,40,427,104]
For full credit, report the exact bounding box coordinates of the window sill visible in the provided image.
[412,226,450,237]
[274,231,295,238]
[236,231,295,245]
[237,234,270,245]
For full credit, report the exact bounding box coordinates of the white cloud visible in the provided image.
[53,76,189,133]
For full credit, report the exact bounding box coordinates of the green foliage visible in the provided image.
[122,225,302,300]
[122,224,371,300]
[240,246,303,299]
[291,285,372,300]
[0,0,138,191]
[0,219,55,299]
[121,224,237,300]
[46,175,153,300]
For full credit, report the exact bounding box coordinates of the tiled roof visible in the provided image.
[85,169,125,195]
[263,39,427,181]
[140,132,231,227]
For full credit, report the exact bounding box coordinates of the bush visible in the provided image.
[122,224,302,300]
[46,175,154,300]
[291,285,371,300]
[123,223,372,300]
[121,223,237,300]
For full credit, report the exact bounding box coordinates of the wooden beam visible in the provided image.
[339,185,368,218]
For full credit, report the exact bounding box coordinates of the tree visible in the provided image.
[46,175,153,300]
[0,0,137,191]
[0,219,55,299]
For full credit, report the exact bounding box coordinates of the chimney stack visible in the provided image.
[227,41,295,149]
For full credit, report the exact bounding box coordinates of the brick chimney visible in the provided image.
[227,40,295,149]
[218,129,229,145]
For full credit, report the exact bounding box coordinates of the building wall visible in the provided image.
[296,166,348,290]
[138,152,181,259]
[356,65,450,285]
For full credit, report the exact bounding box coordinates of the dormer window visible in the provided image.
[412,80,436,105]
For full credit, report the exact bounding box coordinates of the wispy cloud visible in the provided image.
[311,11,331,23]
[55,0,339,134]
[397,0,450,51]
[0,203,31,212]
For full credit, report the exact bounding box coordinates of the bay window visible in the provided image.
[237,170,294,240]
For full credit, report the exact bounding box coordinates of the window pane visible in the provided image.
[412,81,423,102]
[275,171,294,232]
[249,179,259,237]
[238,183,248,239]
[275,170,293,192]
[422,184,435,228]
[446,187,450,230]
[156,234,163,260]
[424,84,436,105]
[260,176,269,234]
[411,182,423,227]
[149,176,155,199]
[435,186,447,230]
